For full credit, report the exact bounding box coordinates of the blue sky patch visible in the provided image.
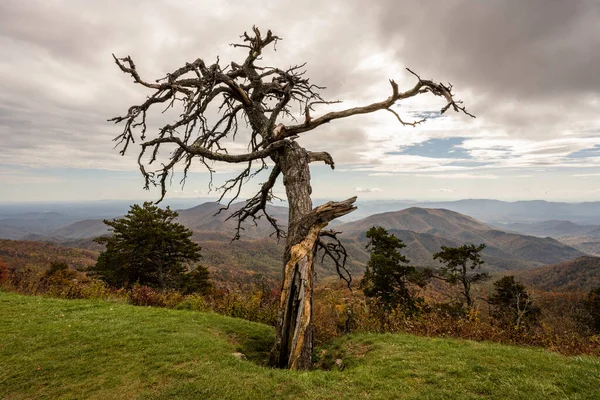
[409,110,442,120]
[387,137,472,159]
[567,145,600,158]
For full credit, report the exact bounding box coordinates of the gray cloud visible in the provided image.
[0,0,383,171]
[370,0,600,131]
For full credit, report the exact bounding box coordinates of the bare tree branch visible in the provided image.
[226,164,286,240]
[141,136,288,163]
[281,72,475,138]
[317,229,352,288]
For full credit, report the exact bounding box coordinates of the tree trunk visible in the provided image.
[270,142,356,370]
[462,264,472,309]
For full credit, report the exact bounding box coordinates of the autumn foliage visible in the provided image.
[1,228,599,359]
[0,258,8,283]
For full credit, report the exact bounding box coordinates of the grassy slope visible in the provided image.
[1,292,599,400]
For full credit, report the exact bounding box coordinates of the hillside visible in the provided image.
[196,235,364,282]
[487,221,600,257]
[0,224,26,240]
[2,292,599,399]
[515,256,600,292]
[556,228,600,257]
[196,236,285,280]
[0,239,98,271]
[49,218,109,239]
[340,207,488,237]
[338,208,586,271]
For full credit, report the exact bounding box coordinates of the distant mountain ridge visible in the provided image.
[348,199,600,225]
[493,220,599,238]
[5,198,600,237]
[0,212,80,239]
[407,199,600,225]
[0,201,590,279]
[491,220,600,256]
[336,207,585,271]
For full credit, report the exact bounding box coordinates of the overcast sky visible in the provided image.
[1,0,599,203]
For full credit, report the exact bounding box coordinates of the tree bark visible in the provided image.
[270,142,356,369]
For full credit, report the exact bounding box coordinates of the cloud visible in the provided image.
[370,1,600,129]
[1,0,599,201]
[418,173,499,180]
[355,187,382,193]
[0,168,64,184]
[429,188,453,193]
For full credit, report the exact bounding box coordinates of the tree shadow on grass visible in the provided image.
[223,326,275,366]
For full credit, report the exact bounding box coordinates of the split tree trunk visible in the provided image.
[270,142,356,370]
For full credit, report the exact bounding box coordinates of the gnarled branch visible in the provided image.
[307,151,335,169]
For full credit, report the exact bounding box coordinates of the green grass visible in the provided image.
[1,291,599,399]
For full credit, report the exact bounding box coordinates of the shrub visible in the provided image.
[174,294,208,312]
[129,284,166,307]
[583,287,600,334]
[6,265,42,294]
[78,280,111,300]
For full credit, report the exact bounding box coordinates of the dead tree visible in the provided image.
[110,26,474,370]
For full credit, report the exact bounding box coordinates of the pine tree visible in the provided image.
[89,202,206,291]
[433,244,489,309]
[361,226,426,315]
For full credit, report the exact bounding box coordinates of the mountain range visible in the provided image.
[326,199,600,224]
[1,201,591,282]
[335,208,585,271]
